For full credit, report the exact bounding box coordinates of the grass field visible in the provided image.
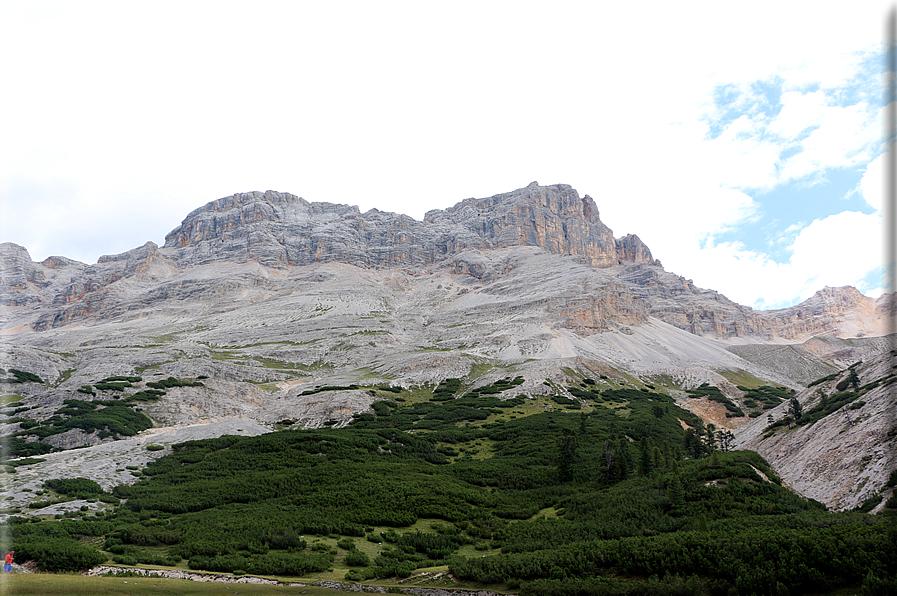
[0,572,866,596]
[1,573,361,595]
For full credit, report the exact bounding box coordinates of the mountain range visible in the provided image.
[1,181,894,513]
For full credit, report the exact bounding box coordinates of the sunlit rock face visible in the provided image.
[161,182,655,269]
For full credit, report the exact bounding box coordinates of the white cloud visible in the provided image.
[859,150,884,211]
[703,131,782,190]
[789,210,882,290]
[776,101,878,182]
[699,85,880,192]
[770,90,828,139]
[603,184,760,259]
[782,222,806,235]
[647,210,883,309]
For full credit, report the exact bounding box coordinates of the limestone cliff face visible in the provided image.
[0,243,41,307]
[24,242,177,331]
[0,243,88,310]
[614,234,655,266]
[749,286,877,340]
[874,292,897,325]
[162,183,654,269]
[617,262,886,341]
[424,182,644,267]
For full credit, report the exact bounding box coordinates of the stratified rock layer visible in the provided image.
[162,183,655,269]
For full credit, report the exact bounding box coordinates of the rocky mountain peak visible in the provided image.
[159,183,655,269]
[805,285,867,307]
[0,183,885,343]
[0,242,43,294]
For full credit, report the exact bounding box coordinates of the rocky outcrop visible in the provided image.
[425,182,631,267]
[29,242,178,331]
[758,286,882,340]
[162,183,655,270]
[615,234,655,265]
[0,243,44,306]
[617,262,887,341]
[874,292,897,328]
[552,278,647,333]
[84,566,513,594]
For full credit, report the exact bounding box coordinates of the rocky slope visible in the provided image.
[736,351,896,511]
[0,181,893,512]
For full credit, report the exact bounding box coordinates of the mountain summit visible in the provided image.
[162,182,656,269]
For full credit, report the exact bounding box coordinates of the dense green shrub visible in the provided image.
[3,369,44,384]
[4,438,54,458]
[1,378,890,593]
[94,381,133,391]
[14,399,153,441]
[12,538,107,571]
[345,550,370,566]
[44,477,104,498]
[336,537,355,550]
[807,371,841,387]
[146,377,204,390]
[836,369,860,392]
[432,378,462,401]
[738,385,790,410]
[126,389,166,402]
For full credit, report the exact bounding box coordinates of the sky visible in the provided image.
[0,1,892,310]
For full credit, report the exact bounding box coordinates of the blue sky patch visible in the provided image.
[715,165,876,264]
[705,78,785,140]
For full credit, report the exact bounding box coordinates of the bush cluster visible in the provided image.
[1,375,892,592]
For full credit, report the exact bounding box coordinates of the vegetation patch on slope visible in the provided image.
[2,377,893,594]
[1,374,206,461]
[687,383,745,418]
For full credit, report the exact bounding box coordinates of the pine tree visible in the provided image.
[787,398,802,424]
[668,473,685,509]
[557,430,577,482]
